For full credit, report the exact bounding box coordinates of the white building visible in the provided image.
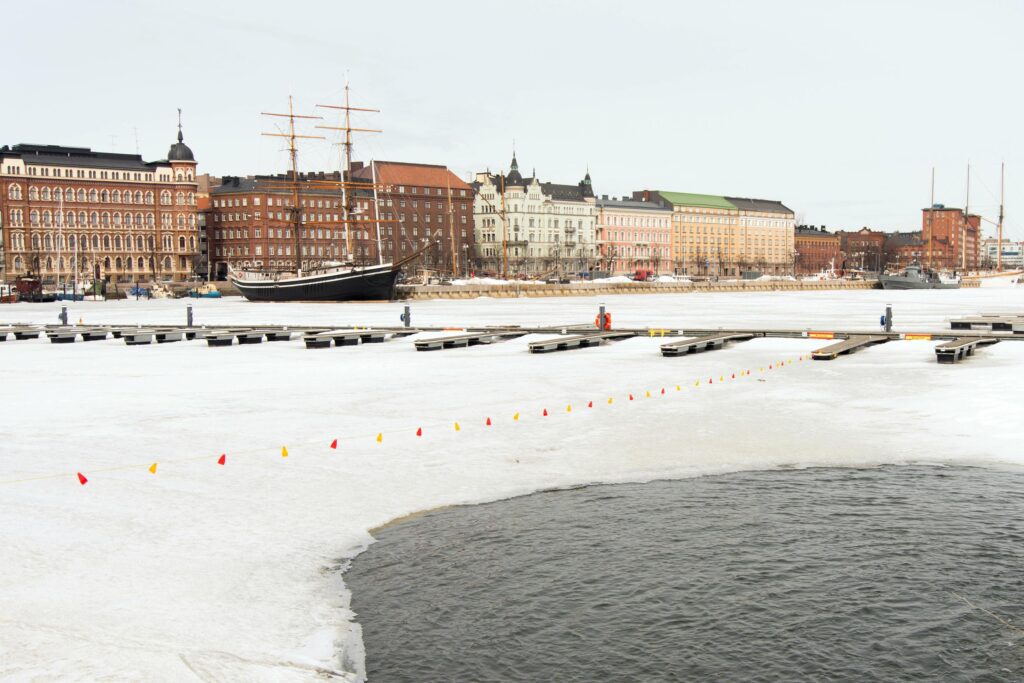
[473,154,598,277]
[981,237,1024,269]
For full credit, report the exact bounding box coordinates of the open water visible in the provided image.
[346,466,1024,682]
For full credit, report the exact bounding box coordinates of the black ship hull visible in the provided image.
[231,264,401,302]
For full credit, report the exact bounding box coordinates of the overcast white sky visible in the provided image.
[4,0,1020,237]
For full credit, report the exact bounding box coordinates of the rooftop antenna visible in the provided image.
[997,162,1005,271]
[134,127,140,156]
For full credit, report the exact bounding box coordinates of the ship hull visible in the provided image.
[879,277,960,290]
[231,264,400,302]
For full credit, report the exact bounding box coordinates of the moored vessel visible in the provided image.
[879,263,960,290]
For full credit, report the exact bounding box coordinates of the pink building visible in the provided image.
[596,195,674,275]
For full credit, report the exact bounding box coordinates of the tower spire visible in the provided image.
[177,107,183,143]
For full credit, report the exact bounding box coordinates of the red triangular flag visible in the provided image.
[731,373,735,379]
[416,427,422,437]
[217,453,226,465]
[330,439,338,449]
[661,388,665,395]
[709,378,713,384]
[486,417,492,426]
[543,408,548,416]
[77,472,88,485]
[629,394,634,401]
[587,401,593,408]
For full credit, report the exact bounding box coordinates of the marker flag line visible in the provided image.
[0,354,808,487]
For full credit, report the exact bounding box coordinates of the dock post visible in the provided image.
[187,304,194,328]
[59,306,68,326]
[598,303,605,330]
[885,304,892,332]
[402,304,411,328]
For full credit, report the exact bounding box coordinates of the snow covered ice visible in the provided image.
[1,280,1022,680]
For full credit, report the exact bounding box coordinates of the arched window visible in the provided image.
[148,256,155,270]
[188,214,196,228]
[76,189,86,202]
[7,184,22,200]
[114,235,122,250]
[78,211,87,225]
[69,235,76,249]
[137,236,144,251]
[101,190,109,202]
[44,234,53,250]
[111,190,120,203]
[28,186,39,200]
[148,236,155,250]
[135,212,143,227]
[189,236,195,250]
[113,212,122,226]
[58,256,65,271]
[146,213,155,227]
[29,210,39,226]
[66,211,75,226]
[123,213,132,227]
[115,257,123,270]
[42,210,52,226]
[65,188,74,202]
[176,214,185,228]
[134,191,142,203]
[14,256,23,270]
[103,257,111,270]
[101,212,110,227]
[92,235,99,250]
[124,191,133,205]
[90,211,98,226]
[46,257,53,270]
[89,189,98,202]
[160,190,170,205]
[31,234,41,250]
[80,233,88,250]
[176,192,184,206]
[163,256,172,270]
[125,257,133,271]
[176,173,183,182]
[178,236,186,250]
[187,172,193,181]
[103,235,111,250]
[187,192,195,205]
[137,256,145,270]
[40,187,51,201]
[145,191,153,204]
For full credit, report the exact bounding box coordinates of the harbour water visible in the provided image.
[346,466,1024,681]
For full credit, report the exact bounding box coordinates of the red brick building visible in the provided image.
[921,205,980,271]
[883,231,924,270]
[1,129,200,284]
[837,227,887,272]
[208,161,473,279]
[793,226,841,275]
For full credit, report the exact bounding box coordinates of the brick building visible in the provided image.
[1,127,200,284]
[921,205,981,271]
[595,195,673,275]
[883,231,924,270]
[208,161,473,278]
[836,227,887,272]
[793,226,841,275]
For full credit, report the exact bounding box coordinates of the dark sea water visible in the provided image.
[345,466,1024,682]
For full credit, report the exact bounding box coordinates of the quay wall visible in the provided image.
[397,278,979,300]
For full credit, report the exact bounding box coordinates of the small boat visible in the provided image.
[879,262,960,290]
[149,283,175,299]
[128,284,150,298]
[13,276,56,302]
[0,284,18,303]
[188,282,222,298]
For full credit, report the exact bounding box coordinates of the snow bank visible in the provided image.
[1,287,1023,680]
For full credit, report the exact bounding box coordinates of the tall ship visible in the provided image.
[878,263,960,289]
[230,88,431,302]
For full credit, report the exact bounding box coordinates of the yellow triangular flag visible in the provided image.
[567,404,572,412]
[281,446,289,458]
[513,412,520,421]
[148,463,157,474]
[607,397,613,404]
[376,433,383,443]
[719,376,724,382]
[645,390,651,398]
[454,422,461,432]
[675,385,680,391]
[694,380,700,387]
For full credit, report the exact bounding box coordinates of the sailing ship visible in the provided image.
[231,87,430,302]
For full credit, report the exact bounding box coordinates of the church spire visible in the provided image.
[177,107,184,143]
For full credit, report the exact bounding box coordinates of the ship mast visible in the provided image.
[371,160,384,265]
[963,163,970,272]
[262,96,323,276]
[317,83,381,266]
[997,162,1005,271]
[927,167,935,269]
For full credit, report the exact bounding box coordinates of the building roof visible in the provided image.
[167,129,195,162]
[654,191,735,210]
[0,144,161,171]
[725,197,793,215]
[795,226,837,238]
[596,196,672,212]
[884,231,923,247]
[539,182,592,202]
[351,160,471,191]
[211,172,354,197]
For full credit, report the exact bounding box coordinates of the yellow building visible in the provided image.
[633,191,795,276]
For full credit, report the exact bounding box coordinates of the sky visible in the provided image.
[3,0,1021,238]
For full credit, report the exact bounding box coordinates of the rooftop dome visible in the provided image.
[167,110,195,162]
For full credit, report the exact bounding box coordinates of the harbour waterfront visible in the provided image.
[348,466,1024,682]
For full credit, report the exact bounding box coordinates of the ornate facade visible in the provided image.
[595,196,673,275]
[472,154,598,277]
[0,124,199,283]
